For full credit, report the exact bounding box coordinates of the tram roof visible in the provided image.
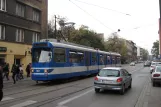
[50,41,121,56]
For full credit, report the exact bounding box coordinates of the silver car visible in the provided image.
[150,62,161,73]
[151,66,161,86]
[94,67,132,95]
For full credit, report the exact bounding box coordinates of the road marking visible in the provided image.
[1,97,14,101]
[10,100,37,107]
[57,89,93,106]
[131,67,143,74]
[143,102,148,107]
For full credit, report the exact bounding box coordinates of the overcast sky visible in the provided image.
[48,0,159,54]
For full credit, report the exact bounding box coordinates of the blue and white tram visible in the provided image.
[31,40,121,81]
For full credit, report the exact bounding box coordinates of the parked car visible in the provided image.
[150,62,161,73]
[144,61,151,67]
[151,66,161,86]
[130,62,135,66]
[94,67,132,95]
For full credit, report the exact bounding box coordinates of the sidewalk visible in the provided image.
[3,76,31,84]
[135,77,161,107]
[146,82,161,107]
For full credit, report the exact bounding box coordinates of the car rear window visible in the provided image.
[98,69,120,77]
[156,66,161,72]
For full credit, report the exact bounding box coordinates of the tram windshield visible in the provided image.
[32,48,52,63]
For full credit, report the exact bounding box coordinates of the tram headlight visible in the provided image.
[31,69,34,73]
[44,69,48,73]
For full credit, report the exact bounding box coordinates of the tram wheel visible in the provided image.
[36,81,38,84]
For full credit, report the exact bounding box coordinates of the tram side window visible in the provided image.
[117,57,120,64]
[112,57,115,64]
[103,55,107,65]
[99,54,104,64]
[107,56,111,64]
[54,48,66,63]
[69,50,84,63]
[91,53,97,64]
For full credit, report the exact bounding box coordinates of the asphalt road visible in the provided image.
[0,63,150,107]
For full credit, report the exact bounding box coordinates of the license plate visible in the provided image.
[103,80,112,84]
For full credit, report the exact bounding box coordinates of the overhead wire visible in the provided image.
[69,0,115,31]
[72,0,131,16]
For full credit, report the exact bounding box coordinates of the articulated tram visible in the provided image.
[31,39,121,82]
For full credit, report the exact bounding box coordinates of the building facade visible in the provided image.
[0,0,48,71]
[137,46,144,60]
[124,40,133,62]
[124,40,137,62]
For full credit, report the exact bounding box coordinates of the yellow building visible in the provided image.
[0,0,48,75]
[0,41,32,74]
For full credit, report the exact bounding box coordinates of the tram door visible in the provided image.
[85,52,90,72]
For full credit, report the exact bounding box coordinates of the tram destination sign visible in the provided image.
[34,43,48,47]
[0,47,7,52]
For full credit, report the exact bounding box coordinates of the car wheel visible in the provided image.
[129,81,132,89]
[120,85,125,95]
[95,88,100,93]
[0,90,3,101]
[152,81,156,87]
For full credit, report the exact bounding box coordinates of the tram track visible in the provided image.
[1,65,144,107]
[31,85,93,107]
[0,77,92,106]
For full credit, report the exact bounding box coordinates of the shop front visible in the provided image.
[0,41,32,75]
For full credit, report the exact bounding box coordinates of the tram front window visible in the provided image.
[32,48,52,63]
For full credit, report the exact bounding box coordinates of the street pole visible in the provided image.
[54,15,57,39]
[159,0,161,59]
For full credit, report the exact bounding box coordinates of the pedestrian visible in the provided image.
[19,64,24,79]
[11,64,17,84]
[0,64,3,101]
[26,63,31,78]
[3,63,9,80]
[16,64,20,81]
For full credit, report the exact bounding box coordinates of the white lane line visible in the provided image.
[10,100,37,107]
[57,89,93,106]
[1,97,14,101]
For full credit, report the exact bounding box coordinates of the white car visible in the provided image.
[130,62,135,66]
[151,66,161,86]
[150,62,161,73]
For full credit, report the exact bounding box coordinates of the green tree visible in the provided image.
[151,40,159,57]
[105,34,127,63]
[69,27,105,50]
[142,49,149,60]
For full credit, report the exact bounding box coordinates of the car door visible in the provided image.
[122,69,129,88]
[123,69,131,87]
[120,69,128,88]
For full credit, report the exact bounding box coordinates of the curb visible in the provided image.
[135,77,151,107]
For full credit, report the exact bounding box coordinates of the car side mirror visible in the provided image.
[48,53,51,56]
[128,73,131,76]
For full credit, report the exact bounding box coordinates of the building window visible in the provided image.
[16,29,24,42]
[0,25,5,40]
[32,32,39,43]
[16,3,25,17]
[33,9,40,22]
[0,0,6,11]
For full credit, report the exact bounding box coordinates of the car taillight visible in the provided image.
[94,76,98,81]
[117,78,123,82]
[153,74,160,77]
